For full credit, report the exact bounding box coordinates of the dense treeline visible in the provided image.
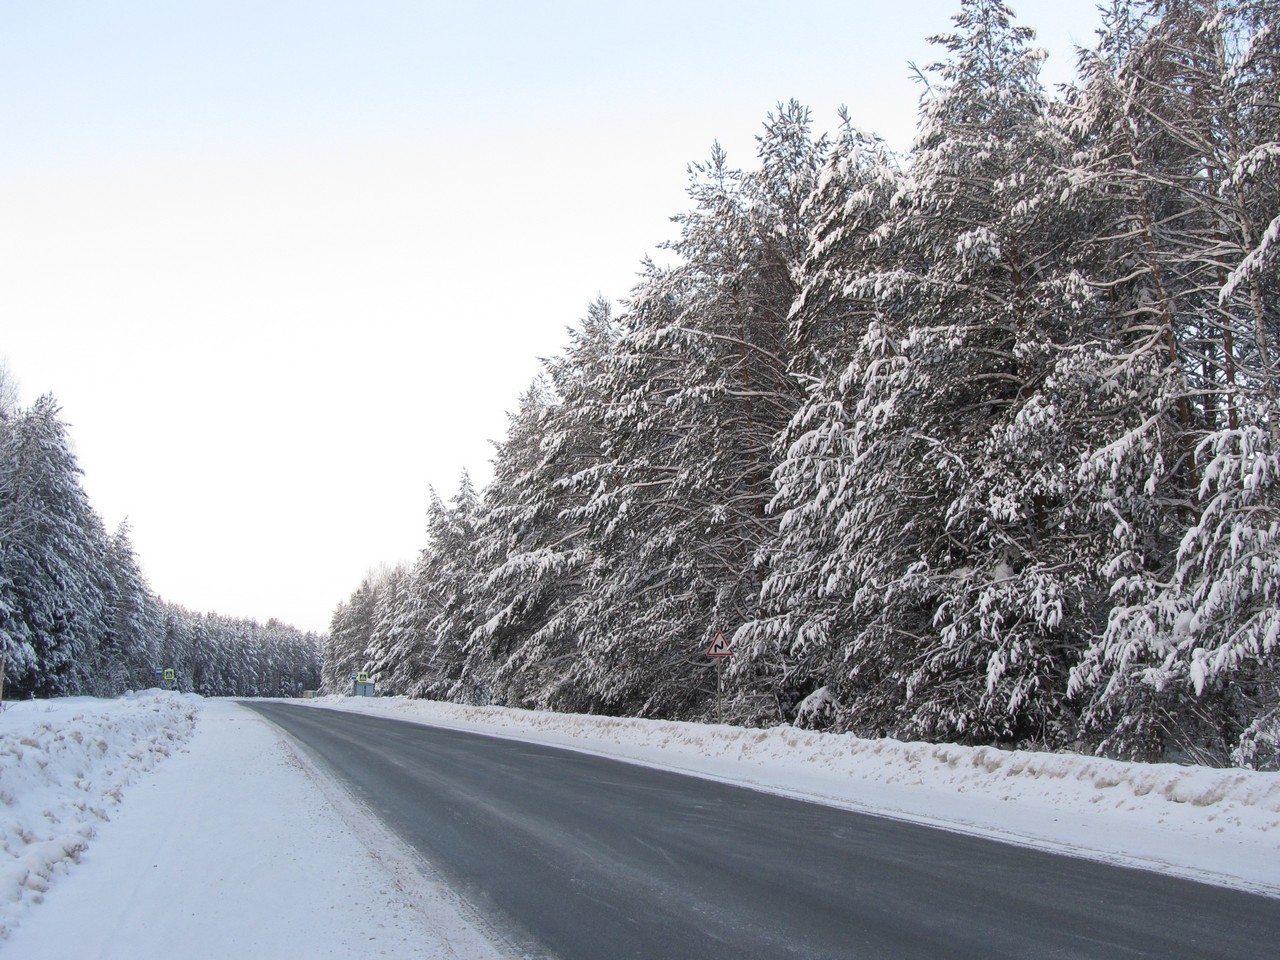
[0,385,321,699]
[327,0,1280,768]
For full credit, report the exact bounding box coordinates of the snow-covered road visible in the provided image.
[0,695,504,958]
[2,691,1278,956]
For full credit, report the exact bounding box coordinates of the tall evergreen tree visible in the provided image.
[740,119,904,724]
[1067,0,1280,765]
[0,395,110,696]
[564,106,825,720]
[758,0,1098,743]
[321,576,381,694]
[421,475,484,702]
[95,520,162,695]
[363,562,412,695]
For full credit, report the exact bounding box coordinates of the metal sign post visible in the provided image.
[706,632,734,724]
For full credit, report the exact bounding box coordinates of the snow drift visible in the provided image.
[0,690,198,938]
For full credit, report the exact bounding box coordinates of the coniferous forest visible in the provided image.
[0,388,322,699]
[326,0,1280,769]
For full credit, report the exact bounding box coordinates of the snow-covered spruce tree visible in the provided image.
[275,622,323,695]
[763,1,1103,744]
[365,549,436,696]
[0,399,31,690]
[93,520,163,695]
[191,611,228,696]
[410,475,484,703]
[785,119,904,378]
[468,385,589,708]
[739,119,905,726]
[465,380,559,707]
[156,604,194,691]
[214,614,251,695]
[321,575,382,694]
[565,106,823,721]
[362,562,411,695]
[365,531,439,700]
[246,617,321,697]
[0,363,18,422]
[1068,0,1280,765]
[0,394,111,697]
[149,604,319,697]
[467,300,620,712]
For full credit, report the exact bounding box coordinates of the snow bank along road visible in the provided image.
[247,701,1280,960]
[1,695,507,959]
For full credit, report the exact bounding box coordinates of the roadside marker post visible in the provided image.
[707,632,734,724]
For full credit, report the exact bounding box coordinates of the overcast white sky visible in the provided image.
[1,1,1105,634]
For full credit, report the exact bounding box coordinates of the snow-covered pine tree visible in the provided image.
[1068,0,1280,765]
[151,603,318,697]
[410,475,484,703]
[566,106,823,720]
[762,0,1099,744]
[363,562,411,695]
[366,547,435,696]
[465,300,621,712]
[321,576,381,694]
[740,118,905,725]
[466,380,557,706]
[0,395,111,696]
[157,604,194,691]
[96,520,162,694]
[0,363,18,423]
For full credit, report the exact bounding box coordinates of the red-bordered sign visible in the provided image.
[706,632,734,657]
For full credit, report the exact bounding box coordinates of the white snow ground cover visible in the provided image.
[0,691,198,938]
[0,693,506,958]
[301,694,1280,897]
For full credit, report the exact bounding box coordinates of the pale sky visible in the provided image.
[1,1,1105,634]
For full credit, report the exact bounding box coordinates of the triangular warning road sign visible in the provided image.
[707,632,734,657]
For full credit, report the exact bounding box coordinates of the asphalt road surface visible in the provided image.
[242,702,1279,960]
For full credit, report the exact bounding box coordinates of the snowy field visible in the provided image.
[1,691,1277,954]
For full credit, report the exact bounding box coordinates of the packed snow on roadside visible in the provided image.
[0,694,507,958]
[302,694,1280,897]
[0,690,199,938]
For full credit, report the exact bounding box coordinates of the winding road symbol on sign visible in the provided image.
[707,632,733,657]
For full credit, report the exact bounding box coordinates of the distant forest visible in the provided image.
[0,390,321,699]
[325,0,1280,769]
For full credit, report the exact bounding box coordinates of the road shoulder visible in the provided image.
[4,699,508,960]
